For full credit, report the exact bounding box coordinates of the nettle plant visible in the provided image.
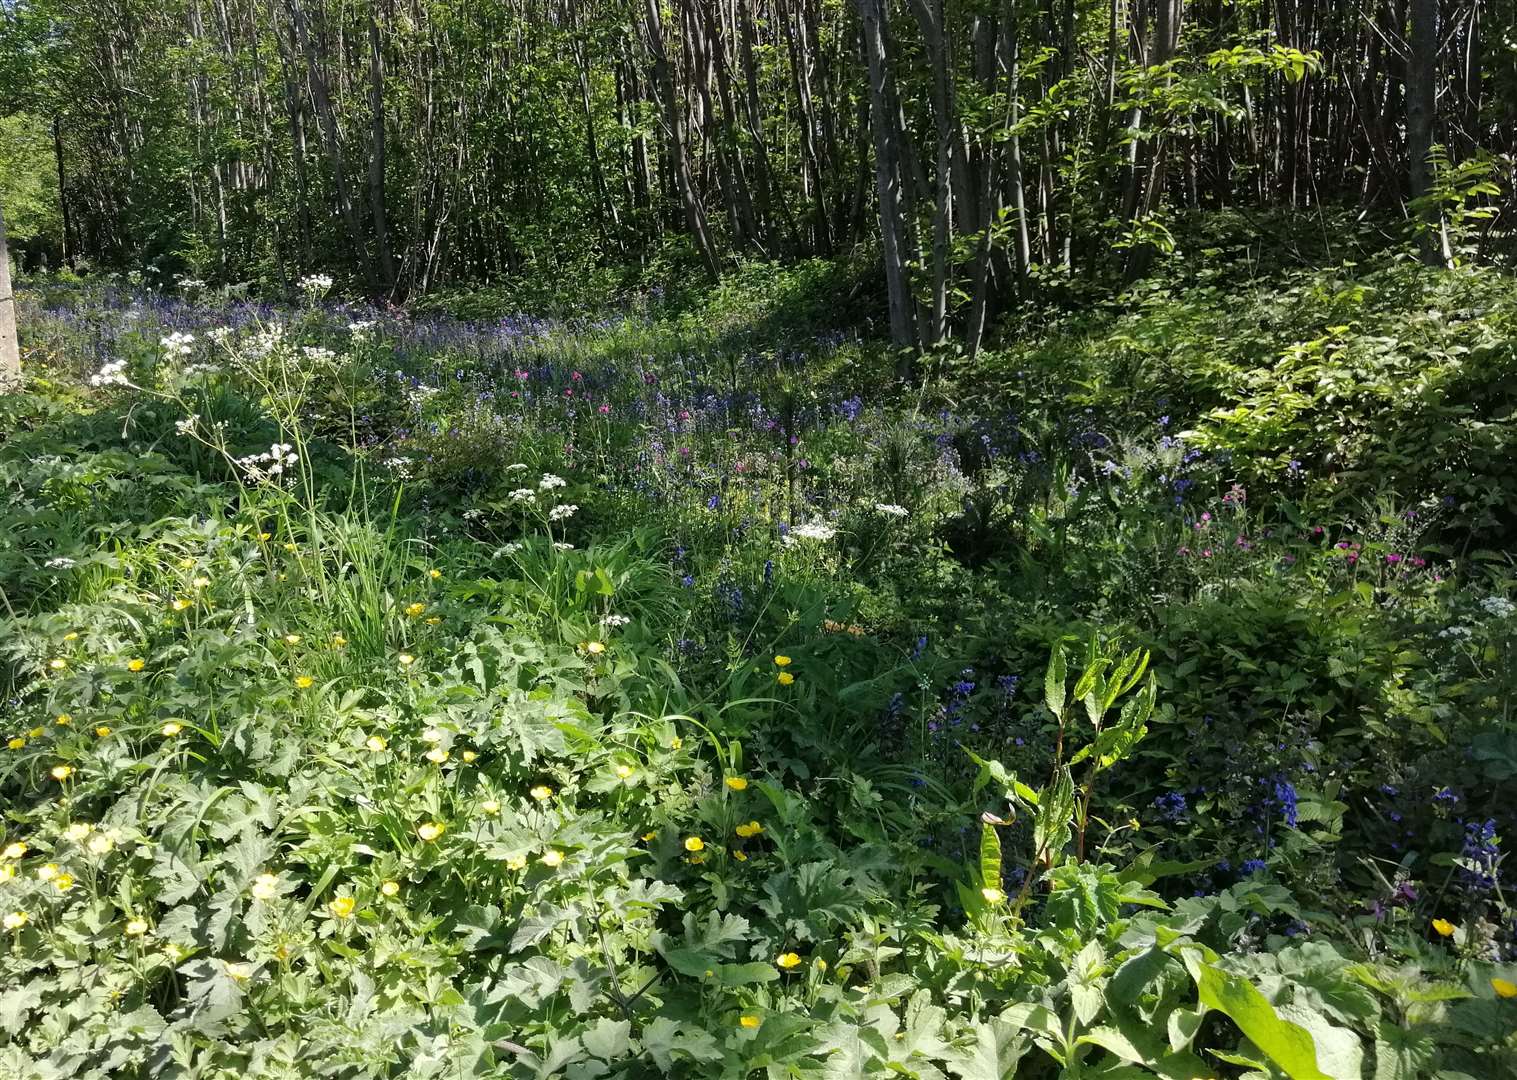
[946,640,1517,1079]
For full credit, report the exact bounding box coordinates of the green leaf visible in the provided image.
[1044,645,1067,720]
[947,1018,1027,1080]
[1184,954,1349,1080]
[979,823,1003,892]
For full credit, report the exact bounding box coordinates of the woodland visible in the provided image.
[0,0,1515,1077]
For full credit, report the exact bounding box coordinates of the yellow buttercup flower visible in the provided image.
[480,799,501,815]
[171,598,191,612]
[50,764,74,781]
[250,873,279,901]
[28,726,43,738]
[582,640,606,655]
[37,864,59,881]
[49,658,67,671]
[530,785,554,801]
[2,842,28,859]
[283,542,297,552]
[62,633,78,642]
[669,736,682,750]
[328,896,356,919]
[380,880,400,897]
[124,919,149,937]
[424,747,449,763]
[641,831,657,842]
[684,836,705,852]
[776,952,802,970]
[776,672,794,686]
[4,912,28,931]
[505,854,528,870]
[398,653,415,668]
[294,675,313,689]
[95,726,111,737]
[86,834,114,855]
[161,722,183,737]
[405,602,427,617]
[725,777,748,791]
[224,961,253,981]
[283,633,302,645]
[426,616,441,626]
[615,764,634,779]
[192,576,209,588]
[1432,918,1456,938]
[65,823,91,842]
[739,1015,761,1029]
[6,737,22,750]
[366,735,387,752]
[732,850,747,862]
[773,655,791,667]
[55,714,71,726]
[981,887,1007,904]
[126,659,145,672]
[0,866,13,881]
[1493,977,1517,998]
[53,874,75,892]
[540,850,564,868]
[417,821,445,842]
[331,634,348,648]
[421,728,444,744]
[461,750,478,763]
[429,569,442,580]
[735,821,763,838]
[258,532,271,541]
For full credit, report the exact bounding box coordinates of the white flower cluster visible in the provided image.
[298,273,334,295]
[383,457,414,479]
[874,503,908,517]
[237,442,299,482]
[161,332,196,358]
[553,542,575,551]
[600,614,631,629]
[45,557,76,570]
[301,346,337,364]
[539,473,567,490]
[179,278,207,291]
[501,541,526,555]
[505,463,529,473]
[245,325,285,359]
[175,415,199,435]
[182,362,221,377]
[548,504,578,521]
[89,360,130,387]
[1438,625,1474,641]
[1480,596,1515,619]
[348,320,376,339]
[462,508,486,522]
[783,522,837,547]
[207,327,234,344]
[509,488,537,502]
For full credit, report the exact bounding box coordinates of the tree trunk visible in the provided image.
[367,10,397,291]
[1406,0,1450,265]
[0,202,20,391]
[642,0,723,279]
[857,0,918,362]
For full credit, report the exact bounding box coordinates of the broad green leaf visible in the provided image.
[1044,646,1067,720]
[1184,954,1346,1080]
[946,1018,1027,1080]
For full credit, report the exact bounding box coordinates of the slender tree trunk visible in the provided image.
[642,0,723,278]
[0,203,20,391]
[857,0,918,362]
[52,117,74,269]
[1406,0,1450,265]
[368,10,397,291]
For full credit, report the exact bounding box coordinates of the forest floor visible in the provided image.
[1,255,1516,1078]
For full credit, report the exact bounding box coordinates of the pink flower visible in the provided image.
[598,404,610,414]
[571,371,583,382]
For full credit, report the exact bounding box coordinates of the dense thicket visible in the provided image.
[1,0,1514,347]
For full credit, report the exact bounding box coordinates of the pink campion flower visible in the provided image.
[1177,546,1191,556]
[679,410,691,421]
[1411,556,1427,568]
[1201,512,1212,523]
[571,371,583,381]
[598,404,610,414]
[1312,525,1325,536]
[1201,549,1213,558]
[1386,553,1403,564]
[564,389,574,398]
[515,369,529,380]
